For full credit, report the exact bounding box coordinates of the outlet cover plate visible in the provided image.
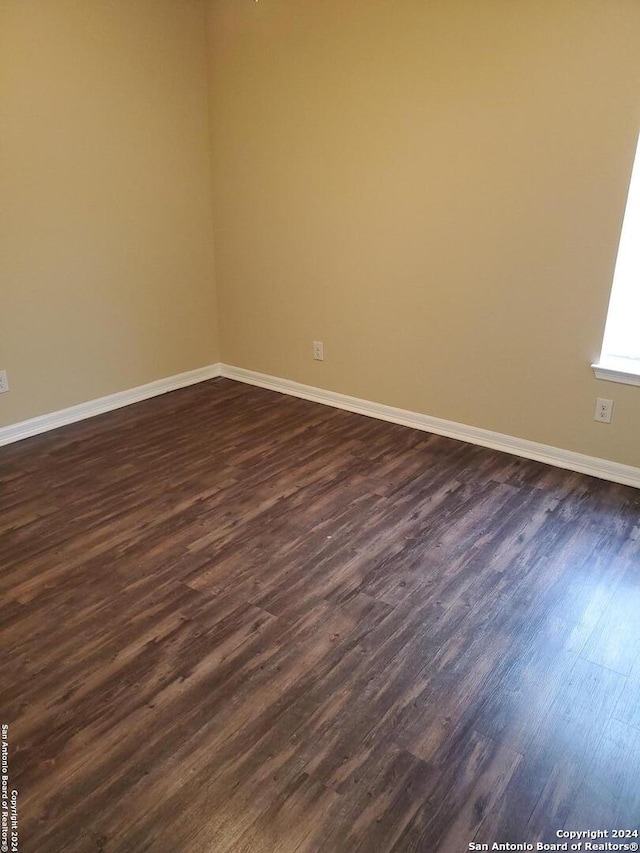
[594,397,613,423]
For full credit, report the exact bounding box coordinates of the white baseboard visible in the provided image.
[221,364,640,490]
[2,360,639,489]
[0,363,223,447]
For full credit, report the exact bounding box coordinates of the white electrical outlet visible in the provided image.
[594,397,613,423]
[313,341,324,361]
[0,370,8,394]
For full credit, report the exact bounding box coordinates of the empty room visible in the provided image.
[2,1,640,851]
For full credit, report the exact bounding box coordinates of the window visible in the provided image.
[593,132,640,386]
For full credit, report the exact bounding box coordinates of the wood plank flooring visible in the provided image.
[1,377,640,852]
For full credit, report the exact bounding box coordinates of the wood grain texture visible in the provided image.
[1,378,640,852]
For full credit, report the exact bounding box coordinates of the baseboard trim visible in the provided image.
[3,361,639,489]
[221,364,640,490]
[0,363,223,447]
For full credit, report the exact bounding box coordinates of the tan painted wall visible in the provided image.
[0,0,219,427]
[208,0,640,467]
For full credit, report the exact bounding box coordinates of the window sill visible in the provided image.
[592,357,640,387]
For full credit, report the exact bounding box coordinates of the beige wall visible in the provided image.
[208,0,640,467]
[0,0,219,427]
[2,1,639,470]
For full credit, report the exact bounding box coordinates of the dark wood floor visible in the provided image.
[2,378,640,852]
